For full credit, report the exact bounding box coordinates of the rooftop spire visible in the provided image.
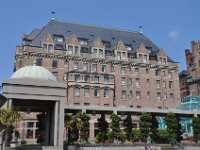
[139,25,143,33]
[51,11,55,20]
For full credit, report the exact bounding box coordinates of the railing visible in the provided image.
[168,138,184,150]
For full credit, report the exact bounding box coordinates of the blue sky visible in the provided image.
[0,0,200,84]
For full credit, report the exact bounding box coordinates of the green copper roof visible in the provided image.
[11,65,56,81]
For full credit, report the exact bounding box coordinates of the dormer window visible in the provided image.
[78,38,88,46]
[158,57,167,65]
[125,44,132,51]
[92,48,105,58]
[68,45,73,55]
[42,43,54,53]
[67,44,80,56]
[48,44,53,53]
[54,35,64,42]
[137,53,149,63]
[102,41,111,48]
[42,43,47,52]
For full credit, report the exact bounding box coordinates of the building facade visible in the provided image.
[182,41,200,96]
[13,19,181,142]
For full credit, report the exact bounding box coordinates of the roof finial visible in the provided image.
[51,11,55,20]
[33,60,37,66]
[139,26,143,33]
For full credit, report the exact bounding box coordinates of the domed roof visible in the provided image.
[11,65,56,81]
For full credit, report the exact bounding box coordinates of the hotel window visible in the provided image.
[136,91,141,100]
[83,63,88,71]
[73,62,78,69]
[157,92,161,100]
[122,90,127,99]
[164,93,167,100]
[170,93,174,99]
[75,46,79,55]
[146,79,150,87]
[104,89,109,98]
[52,59,58,68]
[163,81,167,88]
[122,52,126,60]
[156,80,161,89]
[102,65,106,73]
[64,60,68,68]
[129,90,133,98]
[129,78,132,85]
[121,67,126,74]
[94,88,100,97]
[93,49,98,57]
[84,88,90,97]
[74,74,80,81]
[54,35,64,42]
[74,87,80,96]
[121,77,126,85]
[68,45,73,55]
[158,57,162,65]
[163,58,167,65]
[92,64,97,72]
[48,44,54,53]
[84,75,90,82]
[52,72,57,79]
[168,71,172,78]
[42,43,47,52]
[36,58,42,66]
[135,78,140,88]
[143,55,148,63]
[147,92,150,99]
[169,81,173,89]
[139,54,143,62]
[104,76,109,83]
[162,70,166,76]
[155,70,160,76]
[117,51,121,60]
[94,75,99,83]
[146,69,149,74]
[99,49,104,58]
[63,73,67,81]
[135,68,139,75]
[110,65,114,72]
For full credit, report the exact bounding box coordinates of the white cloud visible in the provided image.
[168,30,179,41]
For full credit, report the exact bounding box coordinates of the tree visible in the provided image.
[192,117,200,143]
[65,114,79,144]
[124,114,132,141]
[76,112,90,144]
[65,112,90,144]
[164,112,182,142]
[132,129,140,142]
[110,113,121,143]
[96,114,109,143]
[139,112,152,142]
[0,107,23,146]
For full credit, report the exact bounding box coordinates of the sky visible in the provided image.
[0,0,200,85]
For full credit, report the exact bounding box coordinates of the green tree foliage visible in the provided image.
[156,129,169,143]
[192,117,200,143]
[139,112,152,142]
[110,113,121,142]
[65,112,90,144]
[76,112,90,143]
[151,115,158,142]
[124,114,132,141]
[164,112,182,142]
[96,114,108,143]
[0,107,23,146]
[132,129,140,142]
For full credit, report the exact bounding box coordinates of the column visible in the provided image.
[58,100,64,146]
[53,101,58,146]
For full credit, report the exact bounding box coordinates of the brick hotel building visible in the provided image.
[13,19,180,142]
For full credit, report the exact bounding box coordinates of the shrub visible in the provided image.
[21,140,27,145]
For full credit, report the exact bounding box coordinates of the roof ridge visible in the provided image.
[52,19,141,35]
